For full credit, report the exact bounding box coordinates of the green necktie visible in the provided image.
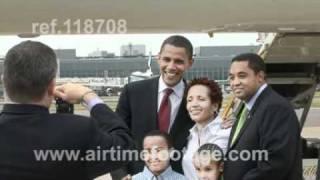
[231,106,248,145]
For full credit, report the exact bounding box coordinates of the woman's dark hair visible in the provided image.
[185,77,223,112]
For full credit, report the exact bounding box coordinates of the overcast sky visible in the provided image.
[0,33,259,57]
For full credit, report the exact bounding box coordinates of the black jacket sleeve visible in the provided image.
[85,103,134,178]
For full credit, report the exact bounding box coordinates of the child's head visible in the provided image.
[193,143,224,180]
[142,130,173,176]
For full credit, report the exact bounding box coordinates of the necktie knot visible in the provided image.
[242,106,248,116]
[164,88,173,97]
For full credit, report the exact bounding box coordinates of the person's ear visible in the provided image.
[156,53,161,65]
[211,104,218,116]
[168,147,174,158]
[213,103,218,111]
[188,58,194,68]
[219,162,224,172]
[47,79,56,96]
[257,71,266,83]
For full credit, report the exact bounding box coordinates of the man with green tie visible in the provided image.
[224,53,302,180]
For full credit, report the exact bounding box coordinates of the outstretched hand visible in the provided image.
[54,83,97,104]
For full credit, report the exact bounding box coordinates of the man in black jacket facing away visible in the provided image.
[0,41,134,180]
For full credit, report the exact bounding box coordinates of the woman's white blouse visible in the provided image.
[182,116,231,180]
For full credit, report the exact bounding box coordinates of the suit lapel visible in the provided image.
[169,79,188,134]
[170,97,188,133]
[248,86,271,116]
[150,77,160,129]
[229,110,253,149]
[228,86,271,150]
[227,103,244,149]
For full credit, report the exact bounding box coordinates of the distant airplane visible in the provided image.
[129,52,153,83]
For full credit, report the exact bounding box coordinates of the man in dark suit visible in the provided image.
[224,53,302,180]
[0,41,134,180]
[116,35,195,175]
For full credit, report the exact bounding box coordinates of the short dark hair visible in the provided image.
[195,143,224,163]
[160,35,193,59]
[3,41,57,103]
[143,130,173,149]
[231,53,266,74]
[185,77,223,112]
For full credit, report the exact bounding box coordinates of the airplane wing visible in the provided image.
[1,0,320,35]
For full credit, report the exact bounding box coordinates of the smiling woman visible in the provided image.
[182,77,231,180]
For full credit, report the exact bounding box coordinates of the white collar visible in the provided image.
[189,115,222,134]
[158,75,184,98]
[142,165,174,179]
[246,83,267,110]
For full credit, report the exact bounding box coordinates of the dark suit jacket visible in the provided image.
[224,86,302,180]
[0,103,134,180]
[116,77,194,174]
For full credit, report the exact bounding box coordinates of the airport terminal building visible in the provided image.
[54,45,259,80]
[0,45,259,95]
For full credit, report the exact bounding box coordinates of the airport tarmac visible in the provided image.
[73,108,320,137]
[298,108,320,127]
